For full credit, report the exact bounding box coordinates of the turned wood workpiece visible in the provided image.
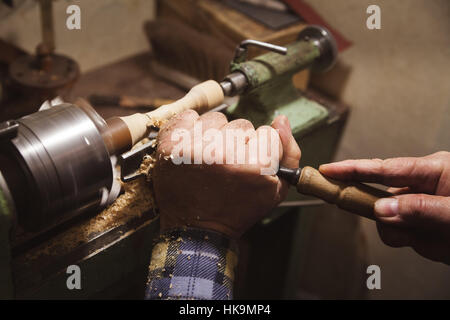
[296,166,393,220]
[118,80,224,146]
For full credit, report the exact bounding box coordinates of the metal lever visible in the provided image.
[233,39,288,63]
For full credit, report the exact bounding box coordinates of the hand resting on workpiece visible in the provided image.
[153,110,301,239]
[145,111,300,300]
[320,151,450,265]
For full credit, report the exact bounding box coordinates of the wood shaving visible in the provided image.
[19,151,159,263]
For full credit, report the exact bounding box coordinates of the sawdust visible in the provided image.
[21,153,159,263]
[148,118,167,128]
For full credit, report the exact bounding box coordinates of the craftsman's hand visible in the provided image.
[320,152,450,264]
[153,110,301,239]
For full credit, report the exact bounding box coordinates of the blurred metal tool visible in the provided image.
[238,0,288,12]
[119,139,156,183]
[224,0,300,30]
[89,94,174,109]
[278,200,325,207]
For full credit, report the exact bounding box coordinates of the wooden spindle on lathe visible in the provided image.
[105,80,225,155]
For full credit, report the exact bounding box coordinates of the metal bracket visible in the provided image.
[233,39,288,64]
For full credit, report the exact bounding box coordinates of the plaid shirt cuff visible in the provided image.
[145,228,238,300]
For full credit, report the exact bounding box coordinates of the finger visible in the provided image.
[319,157,442,191]
[158,109,199,148]
[246,125,285,203]
[387,187,412,195]
[197,111,228,132]
[376,223,411,248]
[246,125,282,173]
[410,237,450,265]
[221,119,255,166]
[374,194,450,234]
[221,118,254,135]
[271,115,301,168]
[196,113,228,165]
[376,223,450,264]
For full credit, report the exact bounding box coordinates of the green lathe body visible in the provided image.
[228,40,328,138]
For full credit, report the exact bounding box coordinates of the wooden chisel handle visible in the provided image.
[296,166,393,220]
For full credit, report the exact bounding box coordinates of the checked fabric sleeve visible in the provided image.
[145,228,238,300]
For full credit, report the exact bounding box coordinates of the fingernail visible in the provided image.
[319,164,334,174]
[375,198,398,217]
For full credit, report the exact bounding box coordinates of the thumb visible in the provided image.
[271,115,301,168]
[374,194,450,233]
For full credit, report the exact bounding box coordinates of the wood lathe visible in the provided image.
[0,25,359,298]
[107,78,391,221]
[102,25,391,221]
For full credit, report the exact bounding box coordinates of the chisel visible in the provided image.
[277,166,393,220]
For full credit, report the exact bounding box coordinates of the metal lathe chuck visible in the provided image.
[0,103,114,231]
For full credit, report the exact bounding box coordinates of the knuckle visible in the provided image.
[208,111,224,118]
[371,158,384,170]
[413,194,428,213]
[290,145,301,160]
[199,111,227,122]
[256,125,276,134]
[380,157,413,184]
[399,194,428,220]
[431,151,450,159]
[164,110,199,129]
[181,109,199,118]
[433,152,449,169]
[343,159,372,179]
[380,158,396,175]
[230,118,254,128]
[257,125,272,130]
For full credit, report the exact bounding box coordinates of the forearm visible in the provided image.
[145,227,238,300]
